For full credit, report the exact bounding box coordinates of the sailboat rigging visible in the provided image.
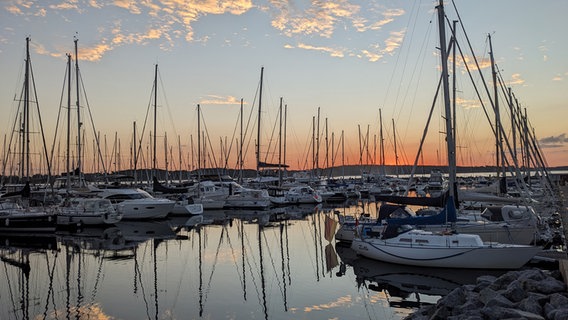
[1,37,52,185]
[350,0,542,269]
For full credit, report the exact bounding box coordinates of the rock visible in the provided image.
[500,279,527,302]
[484,293,514,309]
[437,286,468,306]
[480,306,544,319]
[478,287,499,305]
[518,269,549,282]
[429,305,450,319]
[475,275,497,291]
[489,271,521,290]
[549,292,568,308]
[516,294,544,316]
[447,311,484,320]
[403,268,568,320]
[547,308,568,320]
[535,278,567,294]
[451,300,483,316]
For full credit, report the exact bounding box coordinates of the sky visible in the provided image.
[1,0,567,175]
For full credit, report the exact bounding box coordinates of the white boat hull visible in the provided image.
[170,202,204,216]
[351,237,541,269]
[116,198,174,220]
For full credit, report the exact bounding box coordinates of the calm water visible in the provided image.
[0,201,506,320]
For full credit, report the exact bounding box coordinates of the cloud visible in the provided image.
[360,48,382,62]
[539,133,568,148]
[269,0,360,38]
[454,54,492,72]
[382,29,405,55]
[354,28,404,62]
[456,97,480,110]
[199,95,245,106]
[88,0,102,9]
[113,0,142,14]
[295,42,345,58]
[508,73,525,86]
[538,44,548,62]
[77,41,112,61]
[353,8,404,32]
[49,0,80,11]
[6,1,405,63]
[6,0,255,60]
[5,5,23,15]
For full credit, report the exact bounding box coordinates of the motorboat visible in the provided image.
[270,185,323,205]
[92,187,175,220]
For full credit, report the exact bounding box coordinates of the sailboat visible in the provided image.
[50,39,123,227]
[0,38,58,232]
[350,0,541,270]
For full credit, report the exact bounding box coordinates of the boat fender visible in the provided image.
[5,218,8,226]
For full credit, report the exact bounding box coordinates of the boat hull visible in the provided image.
[0,212,57,232]
[351,237,541,269]
[116,199,174,220]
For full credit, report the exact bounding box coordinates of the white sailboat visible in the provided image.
[53,40,123,227]
[350,0,541,269]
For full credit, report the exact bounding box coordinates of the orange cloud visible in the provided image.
[113,0,141,14]
[77,42,112,61]
[270,0,359,38]
[382,29,405,55]
[49,1,79,11]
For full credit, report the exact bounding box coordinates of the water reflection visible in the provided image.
[0,200,508,319]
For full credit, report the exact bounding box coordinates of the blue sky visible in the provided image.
[1,0,567,173]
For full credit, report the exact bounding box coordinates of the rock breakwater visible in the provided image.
[405,268,567,320]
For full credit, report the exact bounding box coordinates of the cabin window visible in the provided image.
[399,238,412,243]
[415,239,429,244]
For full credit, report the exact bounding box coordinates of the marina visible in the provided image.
[0,190,566,320]
[2,1,568,319]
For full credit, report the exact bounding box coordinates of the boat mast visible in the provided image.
[197,104,201,183]
[341,130,345,180]
[278,97,283,187]
[379,108,385,176]
[178,135,182,184]
[66,53,72,191]
[256,67,264,175]
[283,104,287,177]
[316,107,320,176]
[489,34,504,183]
[22,37,31,180]
[133,121,138,183]
[436,0,456,198]
[393,119,399,178]
[239,98,243,183]
[325,117,329,171]
[74,37,82,185]
[153,64,158,179]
